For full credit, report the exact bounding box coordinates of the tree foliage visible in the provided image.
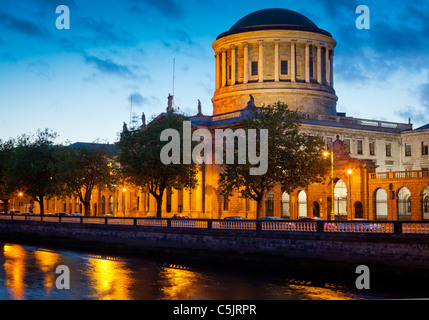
[219,102,329,218]
[118,113,199,217]
[56,143,119,216]
[0,139,17,213]
[7,129,61,214]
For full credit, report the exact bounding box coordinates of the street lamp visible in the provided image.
[323,150,334,220]
[18,192,23,212]
[122,188,126,217]
[347,169,352,219]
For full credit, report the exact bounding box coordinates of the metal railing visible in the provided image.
[1,214,429,235]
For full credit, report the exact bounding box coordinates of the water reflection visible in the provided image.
[34,249,60,295]
[3,244,26,299]
[0,242,401,300]
[159,265,204,299]
[85,255,134,300]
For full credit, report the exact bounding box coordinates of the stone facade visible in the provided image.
[5,9,429,222]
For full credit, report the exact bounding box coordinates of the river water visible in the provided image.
[0,241,426,300]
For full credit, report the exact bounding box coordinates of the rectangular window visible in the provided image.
[223,195,229,211]
[422,141,428,155]
[369,141,375,156]
[281,60,288,75]
[386,143,392,157]
[357,140,363,155]
[405,144,412,157]
[326,137,333,150]
[251,61,258,76]
[344,139,351,153]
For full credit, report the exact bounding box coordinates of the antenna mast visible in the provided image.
[129,95,133,126]
[172,58,175,97]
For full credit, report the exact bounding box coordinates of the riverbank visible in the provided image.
[0,218,429,279]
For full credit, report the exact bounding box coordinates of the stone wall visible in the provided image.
[1,220,429,269]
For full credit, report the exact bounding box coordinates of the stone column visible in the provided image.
[221,48,227,87]
[305,43,310,83]
[325,47,330,85]
[317,45,322,84]
[215,51,220,90]
[195,170,203,215]
[290,41,296,82]
[230,45,236,85]
[329,51,334,88]
[274,40,280,82]
[243,42,249,84]
[258,40,264,82]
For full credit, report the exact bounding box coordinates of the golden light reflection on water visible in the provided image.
[34,249,60,294]
[85,255,134,300]
[286,283,360,300]
[3,244,26,300]
[159,264,204,300]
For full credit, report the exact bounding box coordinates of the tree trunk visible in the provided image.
[38,197,45,215]
[256,199,262,219]
[154,196,162,218]
[84,202,91,216]
[255,191,265,219]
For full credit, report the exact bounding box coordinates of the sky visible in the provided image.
[1,0,429,144]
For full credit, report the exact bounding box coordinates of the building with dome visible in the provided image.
[212,8,337,116]
[18,8,429,222]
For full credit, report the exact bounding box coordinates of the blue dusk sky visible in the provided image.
[0,0,428,144]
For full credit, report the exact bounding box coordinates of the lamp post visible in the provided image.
[18,192,23,213]
[323,151,334,220]
[347,169,352,219]
[122,188,126,217]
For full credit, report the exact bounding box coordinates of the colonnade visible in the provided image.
[215,40,334,90]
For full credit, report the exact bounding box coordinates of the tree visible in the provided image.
[219,102,329,219]
[56,142,119,216]
[7,129,61,215]
[118,113,199,218]
[0,139,18,213]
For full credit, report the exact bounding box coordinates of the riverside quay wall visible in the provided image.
[1,215,429,269]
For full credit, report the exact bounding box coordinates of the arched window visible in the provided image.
[422,187,429,220]
[109,196,114,214]
[397,187,411,220]
[354,201,363,219]
[281,192,290,218]
[312,201,320,217]
[101,196,106,215]
[298,191,307,217]
[375,188,388,220]
[334,179,347,219]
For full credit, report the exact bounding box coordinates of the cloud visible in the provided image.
[84,55,136,79]
[27,61,55,80]
[128,92,147,106]
[396,81,429,126]
[125,0,184,18]
[315,1,429,83]
[77,17,137,47]
[0,10,49,37]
